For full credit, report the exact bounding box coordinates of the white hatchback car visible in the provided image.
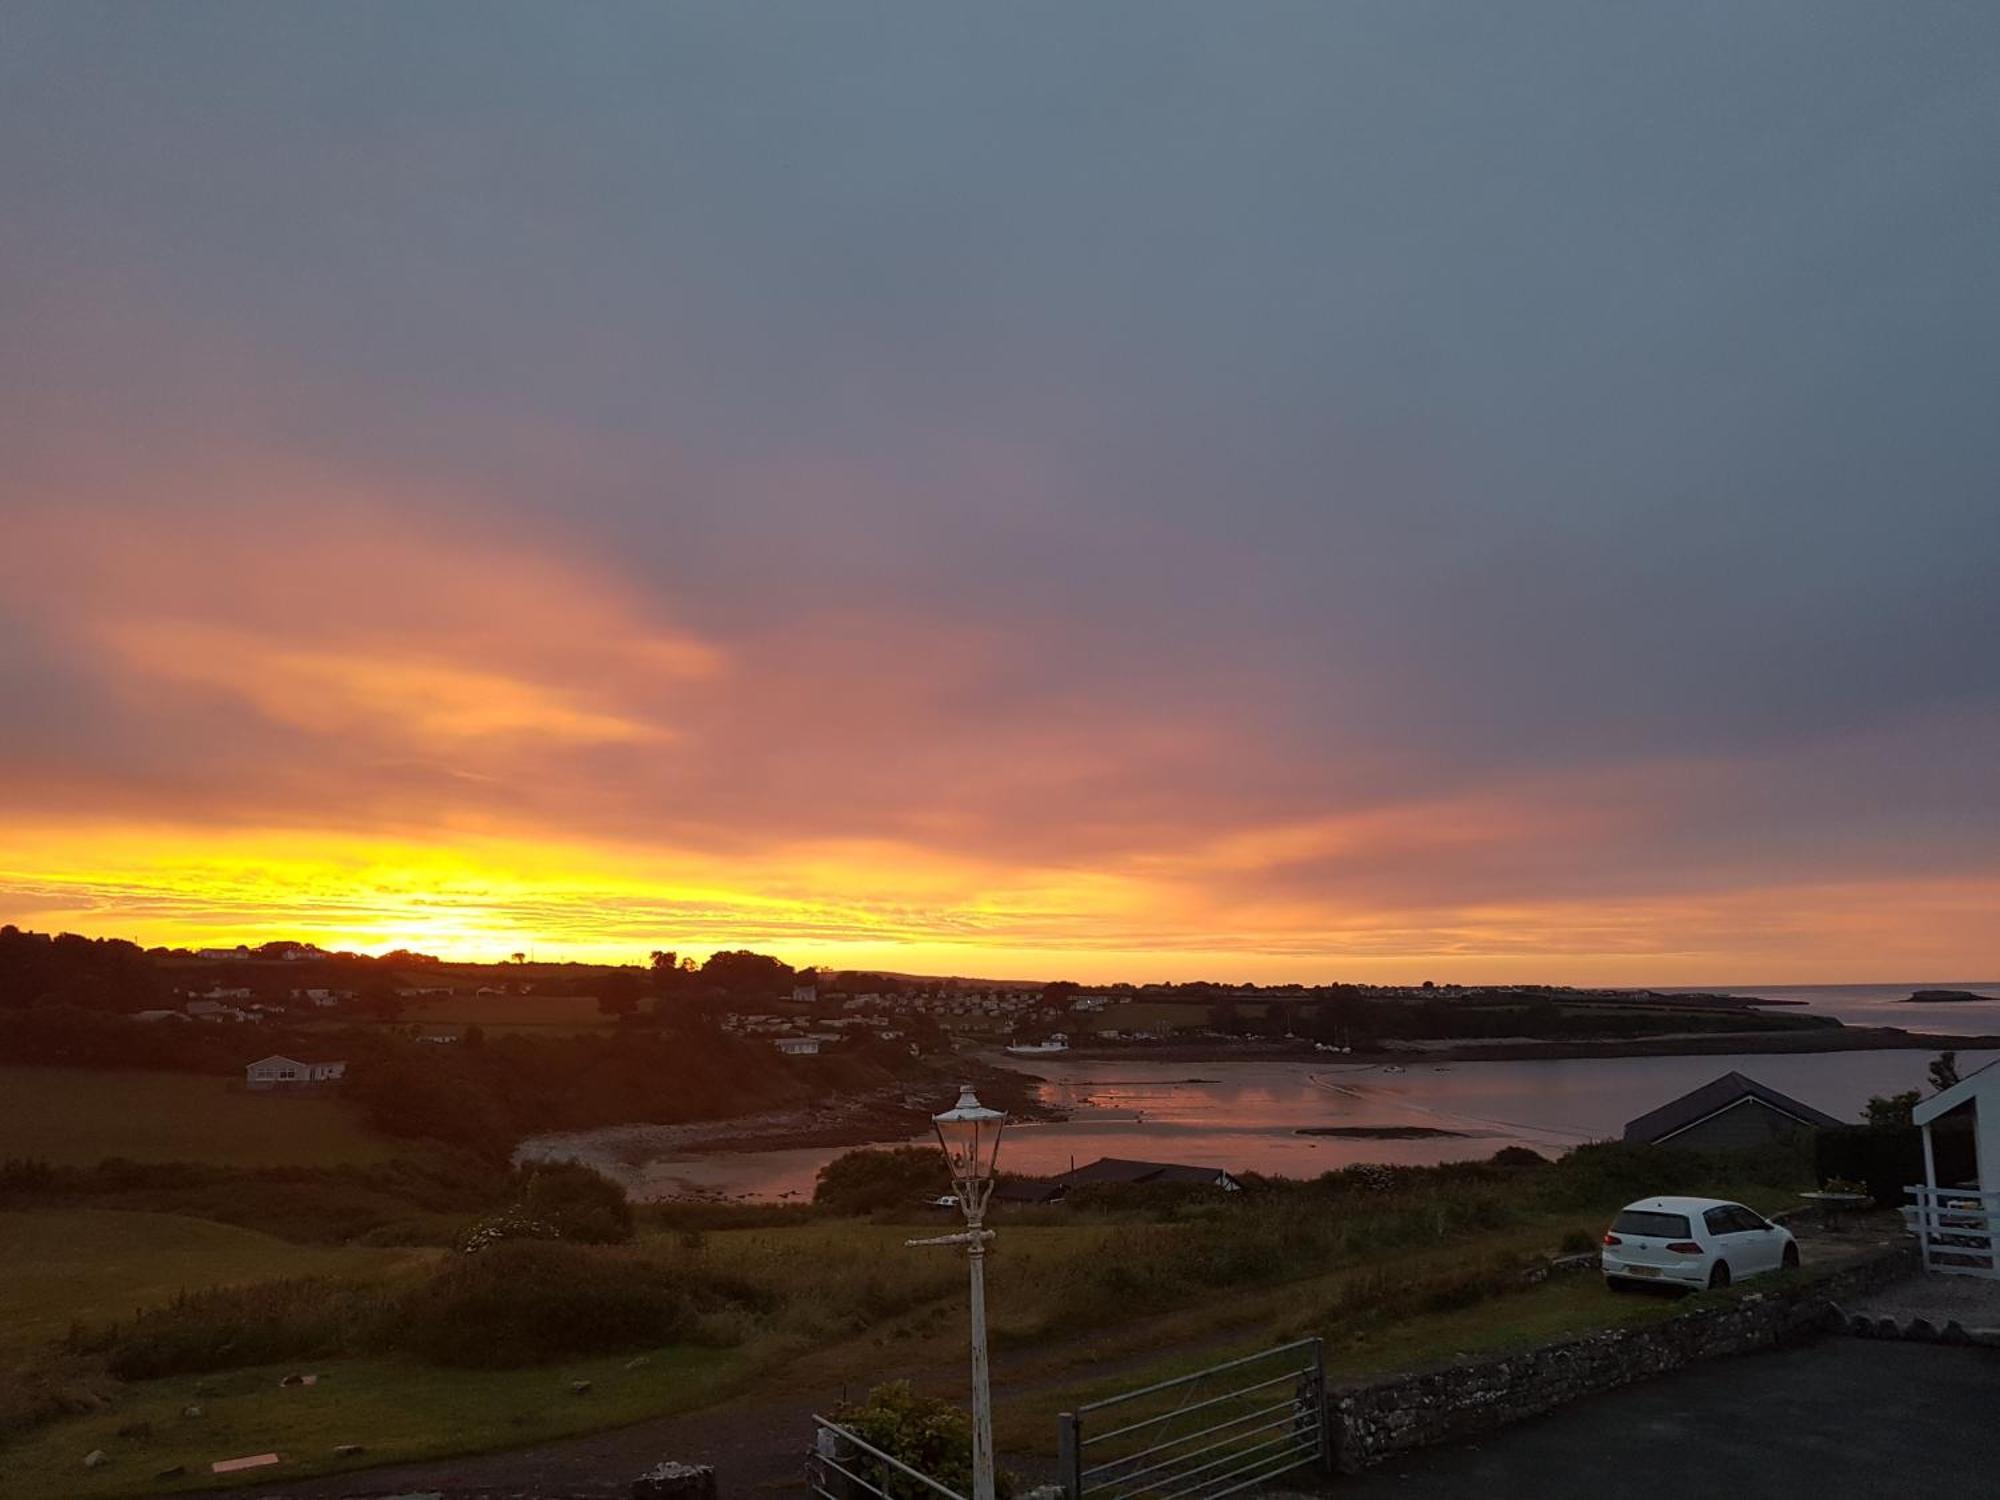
[1601,1196,1798,1292]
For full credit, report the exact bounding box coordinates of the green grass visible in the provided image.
[0,1148,1813,1490]
[403,991,613,1028]
[1321,1272,1678,1380]
[992,1273,1682,1454]
[0,1211,433,1361]
[0,1346,749,1497]
[0,1068,397,1169]
[1086,1000,1246,1033]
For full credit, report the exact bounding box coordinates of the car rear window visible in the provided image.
[1612,1210,1691,1237]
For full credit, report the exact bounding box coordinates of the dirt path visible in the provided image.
[228,1309,1252,1499]
[240,1386,841,1498]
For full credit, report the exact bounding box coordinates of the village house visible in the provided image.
[245,1055,347,1089]
[1621,1071,1843,1150]
[773,1036,822,1056]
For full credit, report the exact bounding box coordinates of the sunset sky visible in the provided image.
[3,5,1996,984]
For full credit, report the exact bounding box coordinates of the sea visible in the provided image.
[581,981,2000,1201]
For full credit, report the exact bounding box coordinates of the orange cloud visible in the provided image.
[0,488,1996,983]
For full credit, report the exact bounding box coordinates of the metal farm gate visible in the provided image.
[809,1414,970,1500]
[1057,1338,1332,1500]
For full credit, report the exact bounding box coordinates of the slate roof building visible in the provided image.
[1621,1071,1842,1150]
[1054,1157,1242,1190]
[245,1055,347,1090]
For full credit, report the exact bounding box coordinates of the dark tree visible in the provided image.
[596,971,644,1018]
[700,950,795,997]
[1864,1090,1920,1129]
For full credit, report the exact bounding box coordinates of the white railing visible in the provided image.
[1905,1185,2000,1279]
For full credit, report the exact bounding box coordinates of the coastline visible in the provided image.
[515,1061,1055,1180]
[519,1024,1996,1187]
[1036,1026,2000,1067]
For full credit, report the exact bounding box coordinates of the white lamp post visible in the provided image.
[911,1084,1006,1500]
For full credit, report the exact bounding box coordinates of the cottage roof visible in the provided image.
[992,1179,1066,1204]
[1620,1070,1842,1144]
[1052,1157,1237,1188]
[248,1054,346,1069]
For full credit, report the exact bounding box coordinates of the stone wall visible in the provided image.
[1330,1243,1917,1473]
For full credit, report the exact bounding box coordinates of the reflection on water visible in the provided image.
[620,1038,1998,1202]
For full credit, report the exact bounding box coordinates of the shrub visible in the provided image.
[70,1277,391,1380]
[0,1353,121,1435]
[513,1160,634,1244]
[832,1381,1012,1500]
[396,1241,745,1367]
[1815,1125,1926,1207]
[460,1209,561,1253]
[814,1147,948,1214]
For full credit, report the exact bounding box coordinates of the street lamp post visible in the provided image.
[911,1084,1006,1500]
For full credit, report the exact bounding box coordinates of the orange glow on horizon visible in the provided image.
[4,818,1997,987]
[0,495,1994,988]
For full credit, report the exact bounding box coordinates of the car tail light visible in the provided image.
[1665,1241,1702,1254]
[1602,1232,1621,1246]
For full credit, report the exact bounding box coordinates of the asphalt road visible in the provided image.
[1335,1338,2000,1498]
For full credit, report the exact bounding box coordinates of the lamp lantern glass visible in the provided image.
[932,1084,1006,1188]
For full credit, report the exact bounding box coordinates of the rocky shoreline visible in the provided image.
[515,1061,1055,1175]
[1044,1025,2000,1066]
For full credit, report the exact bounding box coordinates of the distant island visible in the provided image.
[1906,988,1998,1003]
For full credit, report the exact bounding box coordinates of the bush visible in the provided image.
[513,1160,634,1243]
[814,1147,948,1215]
[1815,1125,1927,1207]
[396,1241,755,1367]
[70,1277,391,1380]
[62,1240,776,1379]
[460,1209,561,1253]
[832,1381,1012,1500]
[0,1352,121,1435]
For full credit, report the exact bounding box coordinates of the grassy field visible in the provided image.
[0,1211,433,1360]
[0,1143,1815,1494]
[0,1068,398,1168]
[1085,999,1241,1033]
[395,991,613,1032]
[0,1346,748,1497]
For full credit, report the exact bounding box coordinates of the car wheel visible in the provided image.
[1708,1260,1731,1290]
[1782,1241,1800,1270]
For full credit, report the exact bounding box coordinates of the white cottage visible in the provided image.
[246,1055,347,1090]
[1909,1059,2000,1278]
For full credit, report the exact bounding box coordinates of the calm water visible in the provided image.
[617,1046,2000,1202]
[602,981,2000,1201]
[1676,981,2000,1036]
